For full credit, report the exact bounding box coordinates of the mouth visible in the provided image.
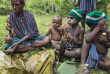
[13,9,18,12]
[67,22,71,24]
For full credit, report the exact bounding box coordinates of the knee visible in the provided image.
[75,49,81,56]
[98,60,110,70]
[44,37,50,43]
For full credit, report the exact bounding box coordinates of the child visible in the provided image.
[45,15,64,53]
[64,8,84,61]
[80,11,110,72]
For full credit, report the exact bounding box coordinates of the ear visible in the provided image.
[61,22,62,25]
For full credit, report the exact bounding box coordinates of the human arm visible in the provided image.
[4,20,13,43]
[9,35,30,50]
[67,27,84,46]
[45,28,51,36]
[85,19,106,43]
[100,31,110,48]
[75,27,85,45]
[81,42,91,64]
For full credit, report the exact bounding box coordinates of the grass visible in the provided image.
[0,13,110,74]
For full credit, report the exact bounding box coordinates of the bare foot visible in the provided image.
[39,47,46,51]
[5,47,14,54]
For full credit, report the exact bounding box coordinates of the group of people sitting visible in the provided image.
[4,0,110,72]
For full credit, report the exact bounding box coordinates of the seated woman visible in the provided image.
[4,0,50,53]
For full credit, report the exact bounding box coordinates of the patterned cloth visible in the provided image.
[20,0,25,3]
[66,42,81,51]
[85,44,103,70]
[5,10,47,49]
[10,10,39,38]
[5,35,47,49]
[80,0,96,15]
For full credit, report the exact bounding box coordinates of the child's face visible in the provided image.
[67,15,77,26]
[52,18,62,29]
[87,22,108,31]
[86,22,96,29]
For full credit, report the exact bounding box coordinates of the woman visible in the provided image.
[4,0,50,53]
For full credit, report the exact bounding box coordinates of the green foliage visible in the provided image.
[26,0,54,14]
[54,0,73,16]
[0,0,73,16]
[0,0,12,15]
[97,0,110,15]
[58,60,81,74]
[0,16,8,51]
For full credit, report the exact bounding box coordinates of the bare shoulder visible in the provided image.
[79,26,84,32]
[49,27,54,30]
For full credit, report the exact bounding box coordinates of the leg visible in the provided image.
[6,44,36,53]
[81,13,86,30]
[31,37,50,47]
[81,42,91,64]
[51,40,60,53]
[98,56,110,70]
[65,48,81,58]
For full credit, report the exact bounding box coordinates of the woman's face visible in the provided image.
[11,0,24,15]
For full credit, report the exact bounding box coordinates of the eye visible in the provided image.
[16,4,20,6]
[70,17,73,19]
[68,17,73,19]
[52,21,55,23]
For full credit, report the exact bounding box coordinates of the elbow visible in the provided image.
[85,38,91,43]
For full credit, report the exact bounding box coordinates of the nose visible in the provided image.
[68,18,71,22]
[13,5,16,9]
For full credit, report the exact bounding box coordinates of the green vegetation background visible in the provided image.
[0,0,110,74]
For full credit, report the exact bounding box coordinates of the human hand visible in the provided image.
[97,19,106,29]
[100,38,108,43]
[67,33,75,43]
[67,36,76,44]
[100,32,108,42]
[58,27,64,35]
[10,42,19,50]
[4,34,13,43]
[5,42,19,53]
